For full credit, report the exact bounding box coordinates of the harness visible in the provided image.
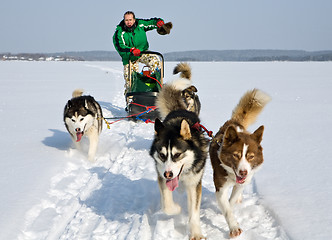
[100,105,156,128]
[191,122,220,144]
[101,72,218,142]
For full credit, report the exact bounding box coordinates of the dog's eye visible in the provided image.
[71,119,75,122]
[233,152,241,159]
[80,118,84,122]
[173,153,181,159]
[159,153,166,160]
[247,153,255,161]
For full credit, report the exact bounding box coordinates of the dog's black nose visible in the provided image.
[75,128,81,132]
[164,171,173,179]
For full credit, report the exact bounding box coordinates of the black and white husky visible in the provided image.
[64,89,103,161]
[150,63,208,240]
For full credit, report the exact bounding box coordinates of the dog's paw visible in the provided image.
[229,227,242,238]
[87,155,96,162]
[163,203,181,215]
[189,234,206,240]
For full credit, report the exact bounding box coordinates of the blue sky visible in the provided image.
[1,0,331,53]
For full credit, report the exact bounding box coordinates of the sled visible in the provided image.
[125,51,164,121]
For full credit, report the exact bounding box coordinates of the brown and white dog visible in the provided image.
[209,89,271,238]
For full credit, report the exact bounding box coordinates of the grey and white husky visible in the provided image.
[150,63,208,240]
[157,62,201,119]
[64,89,103,161]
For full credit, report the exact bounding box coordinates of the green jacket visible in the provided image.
[113,17,163,65]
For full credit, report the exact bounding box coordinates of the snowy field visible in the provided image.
[0,60,331,240]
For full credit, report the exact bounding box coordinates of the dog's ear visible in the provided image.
[223,126,239,145]
[157,22,173,35]
[85,100,89,109]
[188,85,198,93]
[66,100,72,109]
[154,118,164,135]
[251,125,264,144]
[180,119,191,140]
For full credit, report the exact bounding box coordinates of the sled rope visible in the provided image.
[101,113,139,128]
[135,108,156,123]
[130,102,157,109]
[145,74,163,89]
[130,103,157,123]
[192,122,222,145]
[192,122,213,138]
[103,112,220,144]
[101,105,158,127]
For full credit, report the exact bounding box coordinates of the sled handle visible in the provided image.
[128,51,164,87]
[140,51,164,78]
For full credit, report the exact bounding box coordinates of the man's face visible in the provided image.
[124,14,135,28]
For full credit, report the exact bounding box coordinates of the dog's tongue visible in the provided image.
[76,132,83,142]
[166,176,179,191]
[236,176,246,184]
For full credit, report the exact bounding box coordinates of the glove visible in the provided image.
[130,48,141,57]
[157,22,173,35]
[157,20,164,28]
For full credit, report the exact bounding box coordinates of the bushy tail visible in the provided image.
[173,62,191,80]
[156,63,192,119]
[156,84,186,119]
[72,89,84,98]
[231,89,271,129]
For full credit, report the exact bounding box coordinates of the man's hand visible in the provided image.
[157,20,164,28]
[157,22,172,35]
[130,48,141,57]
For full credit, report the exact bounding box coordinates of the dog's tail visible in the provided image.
[72,89,84,98]
[231,89,271,130]
[170,62,192,91]
[156,84,186,119]
[173,62,191,80]
[156,63,192,119]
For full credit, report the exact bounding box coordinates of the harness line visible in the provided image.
[102,71,221,141]
[192,122,221,144]
[101,104,158,127]
[144,74,163,89]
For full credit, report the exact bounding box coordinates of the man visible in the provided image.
[113,11,172,93]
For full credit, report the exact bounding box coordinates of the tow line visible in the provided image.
[102,109,218,144]
[101,106,158,128]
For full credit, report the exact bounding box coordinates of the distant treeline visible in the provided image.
[1,53,84,61]
[2,50,332,62]
[164,50,332,62]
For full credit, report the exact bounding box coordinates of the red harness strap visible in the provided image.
[192,122,213,138]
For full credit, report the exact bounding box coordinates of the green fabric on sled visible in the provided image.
[130,71,161,93]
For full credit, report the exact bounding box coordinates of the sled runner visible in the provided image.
[125,51,164,121]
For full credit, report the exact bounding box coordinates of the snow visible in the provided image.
[0,60,331,240]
